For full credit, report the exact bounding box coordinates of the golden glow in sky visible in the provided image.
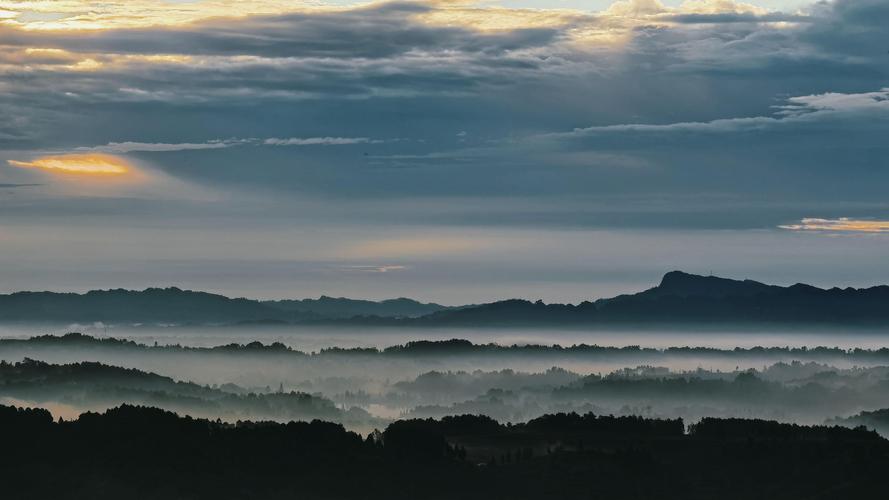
[0,0,341,30]
[0,0,777,34]
[780,218,889,234]
[8,154,131,175]
[0,0,792,68]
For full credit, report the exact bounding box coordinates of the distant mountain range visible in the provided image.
[411,271,889,326]
[262,296,453,319]
[1,271,888,327]
[0,288,449,325]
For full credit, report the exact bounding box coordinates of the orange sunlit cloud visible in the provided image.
[779,218,889,234]
[337,235,495,260]
[0,0,785,46]
[8,154,131,175]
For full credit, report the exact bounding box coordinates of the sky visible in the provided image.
[0,0,887,303]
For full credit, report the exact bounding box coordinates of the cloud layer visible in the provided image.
[9,154,130,174]
[0,0,887,299]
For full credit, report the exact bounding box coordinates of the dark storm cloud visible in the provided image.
[0,4,566,113]
[622,5,887,83]
[801,0,889,60]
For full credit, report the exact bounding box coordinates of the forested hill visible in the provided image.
[1,404,886,499]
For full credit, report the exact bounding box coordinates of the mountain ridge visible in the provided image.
[262,295,452,319]
[1,271,888,327]
[407,271,889,326]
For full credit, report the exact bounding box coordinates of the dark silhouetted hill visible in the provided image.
[0,289,447,324]
[0,358,365,423]
[0,288,294,324]
[2,271,888,326]
[413,271,889,326]
[263,295,452,318]
[1,404,886,499]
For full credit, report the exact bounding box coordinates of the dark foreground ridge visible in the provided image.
[2,404,886,499]
[2,271,889,326]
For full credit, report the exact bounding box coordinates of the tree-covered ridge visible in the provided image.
[8,332,889,361]
[6,355,889,436]
[400,363,889,426]
[6,333,889,363]
[0,358,373,425]
[1,404,885,499]
[830,408,889,437]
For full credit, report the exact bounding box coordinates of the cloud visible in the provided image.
[666,12,807,24]
[8,154,131,175]
[0,0,872,117]
[0,2,563,58]
[1,0,888,233]
[4,1,889,300]
[59,137,380,152]
[779,89,889,114]
[602,0,775,21]
[554,88,889,137]
[0,2,569,109]
[263,137,378,146]
[75,140,243,153]
[0,1,319,30]
[779,218,889,234]
[336,265,409,273]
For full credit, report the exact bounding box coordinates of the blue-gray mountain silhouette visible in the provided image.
[0,288,287,324]
[0,288,446,324]
[411,271,889,326]
[262,296,450,319]
[1,271,887,326]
